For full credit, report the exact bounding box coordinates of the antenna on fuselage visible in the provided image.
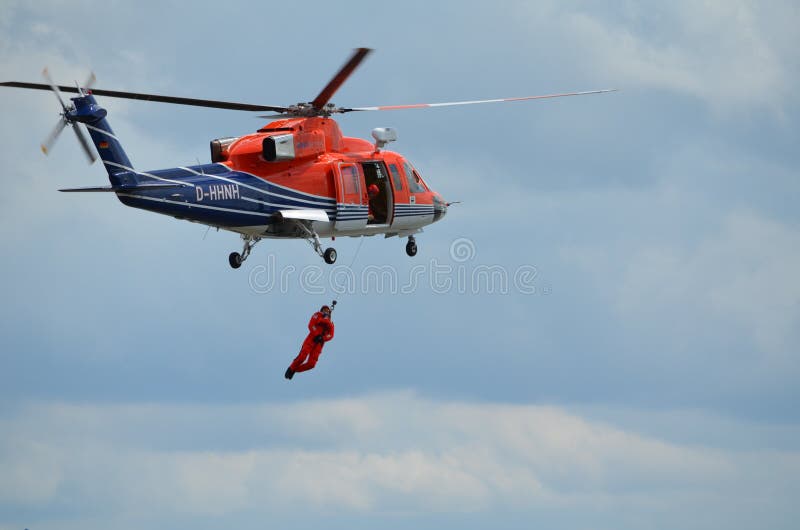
[371,127,397,152]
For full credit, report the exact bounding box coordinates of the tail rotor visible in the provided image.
[39,67,97,164]
[42,67,69,112]
[70,120,96,163]
[41,117,68,155]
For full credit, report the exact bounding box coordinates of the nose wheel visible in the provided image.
[406,236,418,257]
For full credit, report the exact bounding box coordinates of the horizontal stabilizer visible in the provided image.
[275,209,330,222]
[59,183,184,193]
[59,186,116,192]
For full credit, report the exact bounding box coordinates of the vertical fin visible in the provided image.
[69,95,136,187]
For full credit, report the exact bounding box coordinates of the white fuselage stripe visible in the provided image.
[84,124,119,141]
[117,193,270,218]
[240,196,335,213]
[179,166,272,198]
[120,193,431,231]
[105,161,193,187]
[234,168,336,203]
[181,166,335,207]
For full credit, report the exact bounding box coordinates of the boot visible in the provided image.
[284,367,294,380]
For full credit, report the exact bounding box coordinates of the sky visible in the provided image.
[1,1,799,529]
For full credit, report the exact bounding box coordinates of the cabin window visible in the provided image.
[388,164,403,191]
[403,162,426,193]
[341,165,361,196]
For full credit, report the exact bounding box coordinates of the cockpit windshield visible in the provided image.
[402,161,427,193]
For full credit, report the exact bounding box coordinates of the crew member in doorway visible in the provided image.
[367,183,380,221]
[285,305,335,379]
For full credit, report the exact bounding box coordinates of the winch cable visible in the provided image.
[347,236,365,269]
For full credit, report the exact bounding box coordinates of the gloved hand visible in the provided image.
[314,334,325,344]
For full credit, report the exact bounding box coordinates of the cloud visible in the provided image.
[614,210,800,357]
[558,199,800,369]
[0,436,61,504]
[512,1,799,115]
[1,393,798,528]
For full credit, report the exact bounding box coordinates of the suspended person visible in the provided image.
[285,304,335,379]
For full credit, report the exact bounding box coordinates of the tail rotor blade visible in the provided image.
[42,67,69,112]
[71,123,97,164]
[76,71,96,96]
[83,71,96,91]
[41,118,68,155]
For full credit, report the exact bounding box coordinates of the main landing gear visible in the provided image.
[405,235,418,257]
[229,234,260,269]
[295,221,337,265]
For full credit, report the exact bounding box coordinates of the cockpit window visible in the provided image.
[388,164,403,191]
[403,162,426,193]
[414,170,429,191]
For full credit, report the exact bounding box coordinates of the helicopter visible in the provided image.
[1,48,614,268]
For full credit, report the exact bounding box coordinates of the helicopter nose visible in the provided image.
[433,194,447,222]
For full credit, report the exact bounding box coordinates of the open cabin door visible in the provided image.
[334,163,368,232]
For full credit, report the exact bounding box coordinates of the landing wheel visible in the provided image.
[406,240,418,257]
[229,235,260,270]
[324,247,337,264]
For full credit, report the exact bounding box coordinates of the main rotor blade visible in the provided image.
[71,123,97,164]
[41,118,68,155]
[343,88,618,112]
[311,47,372,110]
[41,67,68,111]
[0,81,289,113]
